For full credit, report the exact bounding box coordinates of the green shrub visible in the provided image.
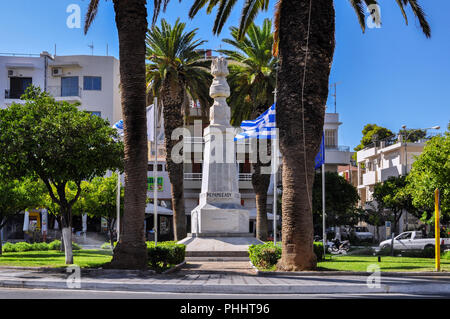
[48,240,62,250]
[14,242,33,252]
[249,242,325,270]
[146,241,185,272]
[31,242,49,251]
[248,242,281,270]
[443,251,450,260]
[2,242,16,252]
[313,242,324,261]
[47,240,81,251]
[1,241,80,252]
[377,247,440,258]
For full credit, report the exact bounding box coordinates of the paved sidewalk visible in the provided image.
[0,262,450,296]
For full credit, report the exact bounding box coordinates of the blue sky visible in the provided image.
[1,0,449,149]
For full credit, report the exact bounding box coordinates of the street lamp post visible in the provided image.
[400,125,440,231]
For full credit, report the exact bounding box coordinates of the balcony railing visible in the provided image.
[4,90,24,99]
[184,173,202,180]
[325,145,350,152]
[47,86,82,98]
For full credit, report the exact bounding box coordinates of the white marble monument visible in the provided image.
[179,57,262,258]
[191,56,250,235]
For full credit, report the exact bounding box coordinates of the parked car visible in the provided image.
[353,226,374,242]
[379,231,450,251]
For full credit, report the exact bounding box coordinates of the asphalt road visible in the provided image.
[0,287,447,299]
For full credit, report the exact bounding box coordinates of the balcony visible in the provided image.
[4,89,25,99]
[362,171,376,186]
[380,165,403,182]
[325,145,352,165]
[46,86,82,102]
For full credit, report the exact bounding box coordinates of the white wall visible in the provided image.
[47,55,121,124]
[0,55,46,108]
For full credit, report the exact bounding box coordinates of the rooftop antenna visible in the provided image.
[106,43,108,56]
[329,81,342,113]
[88,42,94,55]
[54,44,57,57]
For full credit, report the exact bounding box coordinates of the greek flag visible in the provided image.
[112,119,124,137]
[234,104,276,140]
[112,104,164,142]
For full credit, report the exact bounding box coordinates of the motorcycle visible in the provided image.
[327,238,350,254]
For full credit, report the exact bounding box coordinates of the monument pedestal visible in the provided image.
[178,235,263,260]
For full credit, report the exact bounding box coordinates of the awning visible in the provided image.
[145,203,173,216]
[249,208,280,221]
[5,63,36,69]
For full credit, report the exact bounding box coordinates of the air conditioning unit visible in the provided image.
[52,67,63,76]
[7,70,15,77]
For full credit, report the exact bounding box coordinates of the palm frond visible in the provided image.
[402,0,431,38]
[84,0,100,34]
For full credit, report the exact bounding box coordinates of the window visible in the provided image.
[397,233,412,240]
[61,76,79,96]
[9,77,32,99]
[324,129,337,147]
[83,76,102,91]
[148,164,154,171]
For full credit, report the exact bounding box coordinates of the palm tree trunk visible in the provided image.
[252,165,270,241]
[106,0,148,269]
[161,77,187,241]
[276,0,335,271]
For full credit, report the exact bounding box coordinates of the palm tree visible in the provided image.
[185,0,430,270]
[84,0,150,269]
[219,18,277,240]
[146,19,212,241]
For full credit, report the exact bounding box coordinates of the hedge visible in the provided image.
[249,242,324,270]
[146,241,185,272]
[376,247,443,258]
[2,240,81,252]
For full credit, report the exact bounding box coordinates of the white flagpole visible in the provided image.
[116,171,120,242]
[273,89,278,245]
[322,136,326,257]
[153,97,158,246]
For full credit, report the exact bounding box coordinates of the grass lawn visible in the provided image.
[0,250,112,268]
[317,254,450,272]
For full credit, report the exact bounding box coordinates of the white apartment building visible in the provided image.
[356,134,427,240]
[323,112,353,171]
[1,52,121,124]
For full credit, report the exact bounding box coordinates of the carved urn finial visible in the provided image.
[209,57,230,99]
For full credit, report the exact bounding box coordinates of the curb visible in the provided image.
[1,277,450,295]
[0,266,156,276]
[248,261,450,277]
